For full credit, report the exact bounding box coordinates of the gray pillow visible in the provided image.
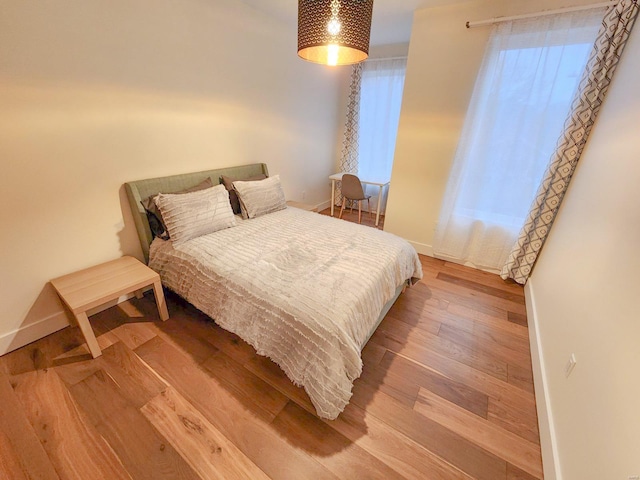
[155,184,237,245]
[233,175,287,219]
[140,177,213,239]
[220,174,267,214]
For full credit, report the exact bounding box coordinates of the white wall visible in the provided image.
[526,23,640,480]
[0,0,344,353]
[384,0,607,255]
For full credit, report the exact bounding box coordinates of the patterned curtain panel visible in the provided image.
[501,0,640,284]
[336,63,363,207]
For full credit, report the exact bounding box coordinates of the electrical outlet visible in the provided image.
[565,353,577,378]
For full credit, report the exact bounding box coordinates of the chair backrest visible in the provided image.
[341,174,366,200]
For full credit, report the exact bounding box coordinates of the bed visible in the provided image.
[125,163,422,419]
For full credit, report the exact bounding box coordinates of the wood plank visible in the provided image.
[54,340,167,408]
[430,274,526,312]
[142,387,269,480]
[508,311,528,327]
[379,350,540,447]
[202,350,288,419]
[69,369,200,480]
[12,369,132,480]
[244,354,317,413]
[358,361,420,407]
[488,397,540,445]
[110,321,158,351]
[360,341,387,367]
[184,317,258,366]
[447,301,530,340]
[428,281,526,319]
[377,350,488,418]
[0,427,30,480]
[507,462,540,480]
[349,378,507,480]
[247,355,474,480]
[150,318,219,365]
[414,387,542,479]
[441,261,525,295]
[437,272,525,304]
[385,304,443,336]
[370,317,509,381]
[272,401,406,480]
[508,363,535,394]
[333,401,475,480]
[0,373,59,480]
[5,325,97,378]
[98,340,168,407]
[135,336,339,480]
[437,323,532,372]
[52,352,103,386]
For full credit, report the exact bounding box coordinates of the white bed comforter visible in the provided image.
[149,207,422,419]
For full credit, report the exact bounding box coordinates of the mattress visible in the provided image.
[149,206,422,419]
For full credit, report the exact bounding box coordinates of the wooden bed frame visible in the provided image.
[123,162,406,349]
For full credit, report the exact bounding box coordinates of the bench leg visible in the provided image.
[75,311,102,358]
[134,289,145,300]
[153,280,169,321]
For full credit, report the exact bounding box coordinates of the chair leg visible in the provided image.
[350,199,354,214]
[358,200,362,224]
[368,198,372,221]
[339,200,346,219]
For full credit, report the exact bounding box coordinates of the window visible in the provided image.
[433,11,602,271]
[357,58,406,209]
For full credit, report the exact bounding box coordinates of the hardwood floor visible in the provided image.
[0,246,541,479]
[318,206,385,229]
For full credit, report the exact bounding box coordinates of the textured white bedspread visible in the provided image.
[149,206,422,419]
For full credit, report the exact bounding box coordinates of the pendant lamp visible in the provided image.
[298,0,374,66]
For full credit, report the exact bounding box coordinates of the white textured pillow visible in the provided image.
[233,175,287,219]
[155,184,237,245]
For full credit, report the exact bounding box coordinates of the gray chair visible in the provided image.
[339,174,372,224]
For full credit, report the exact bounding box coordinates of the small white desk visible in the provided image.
[329,172,390,227]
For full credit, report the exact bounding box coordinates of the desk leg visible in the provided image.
[375,185,383,227]
[75,311,102,358]
[330,179,336,217]
[153,280,170,321]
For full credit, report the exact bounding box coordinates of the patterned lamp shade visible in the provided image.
[298,0,374,66]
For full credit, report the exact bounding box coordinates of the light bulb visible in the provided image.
[327,19,341,35]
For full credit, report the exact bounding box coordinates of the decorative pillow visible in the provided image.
[140,177,213,240]
[233,175,287,219]
[154,184,236,245]
[220,174,267,214]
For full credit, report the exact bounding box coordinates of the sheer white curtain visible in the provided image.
[357,58,406,213]
[433,10,603,272]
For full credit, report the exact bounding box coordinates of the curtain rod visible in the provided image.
[366,55,408,61]
[466,1,617,28]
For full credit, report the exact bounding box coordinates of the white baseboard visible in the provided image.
[0,290,146,356]
[315,199,331,212]
[408,240,434,256]
[0,311,70,355]
[525,279,561,480]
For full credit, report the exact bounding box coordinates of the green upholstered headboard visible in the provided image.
[124,163,269,263]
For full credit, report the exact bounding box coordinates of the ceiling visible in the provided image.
[240,0,465,46]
